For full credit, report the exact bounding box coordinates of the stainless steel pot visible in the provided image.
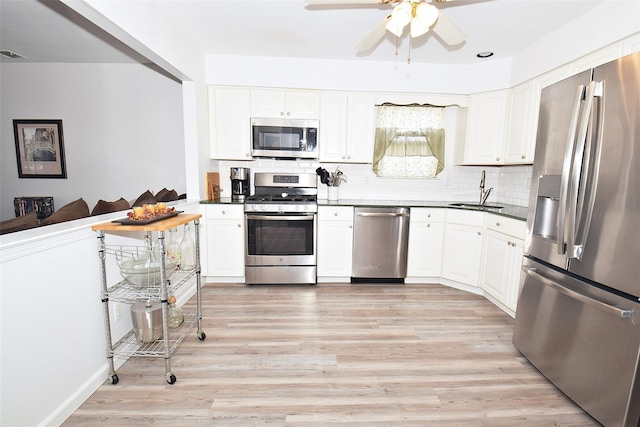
[130,300,163,343]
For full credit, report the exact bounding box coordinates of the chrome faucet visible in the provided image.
[479,170,493,205]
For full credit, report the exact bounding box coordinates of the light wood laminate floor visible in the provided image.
[64,283,598,426]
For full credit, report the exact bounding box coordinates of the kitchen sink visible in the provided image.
[449,202,504,210]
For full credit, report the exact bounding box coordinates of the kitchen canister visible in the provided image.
[328,186,339,201]
[130,300,163,343]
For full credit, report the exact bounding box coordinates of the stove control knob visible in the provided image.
[278,205,284,212]
[281,192,288,198]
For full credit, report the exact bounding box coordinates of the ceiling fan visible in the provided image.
[305,0,466,54]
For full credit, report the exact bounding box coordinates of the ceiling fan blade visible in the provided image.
[356,15,391,53]
[431,11,466,46]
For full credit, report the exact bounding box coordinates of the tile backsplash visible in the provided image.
[218,160,532,208]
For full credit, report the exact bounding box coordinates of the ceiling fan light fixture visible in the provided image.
[410,3,438,37]
[385,1,412,37]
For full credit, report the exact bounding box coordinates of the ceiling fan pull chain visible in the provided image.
[407,40,411,64]
[394,35,400,56]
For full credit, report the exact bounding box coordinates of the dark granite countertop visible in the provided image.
[317,199,527,221]
[201,198,528,221]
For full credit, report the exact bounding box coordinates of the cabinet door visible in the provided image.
[505,81,536,164]
[317,206,354,277]
[286,91,320,119]
[481,230,511,302]
[345,93,375,163]
[319,92,374,163]
[209,87,251,160]
[205,205,245,277]
[407,219,444,277]
[251,89,286,117]
[464,90,509,165]
[441,223,484,286]
[319,92,349,162]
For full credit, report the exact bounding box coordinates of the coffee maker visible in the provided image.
[230,167,250,202]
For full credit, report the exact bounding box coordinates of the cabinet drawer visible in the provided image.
[318,206,354,221]
[205,204,243,218]
[410,208,445,223]
[485,214,525,238]
[446,209,485,227]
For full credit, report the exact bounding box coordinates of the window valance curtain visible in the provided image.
[372,103,445,178]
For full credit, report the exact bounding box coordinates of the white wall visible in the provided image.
[0,63,186,221]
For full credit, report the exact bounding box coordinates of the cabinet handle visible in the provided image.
[334,212,338,216]
[245,153,251,158]
[349,225,353,229]
[496,157,501,161]
[521,155,526,159]
[426,224,431,228]
[427,213,431,218]
[477,231,482,235]
[342,155,346,159]
[496,222,501,226]
[237,224,241,228]
[222,210,226,215]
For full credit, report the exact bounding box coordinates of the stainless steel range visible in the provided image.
[244,173,317,285]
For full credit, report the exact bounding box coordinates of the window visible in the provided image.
[372,103,445,178]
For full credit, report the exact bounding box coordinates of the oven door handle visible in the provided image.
[246,214,315,221]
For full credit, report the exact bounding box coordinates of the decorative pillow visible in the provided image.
[0,212,39,235]
[132,190,156,207]
[91,197,130,216]
[40,198,90,226]
[155,188,179,202]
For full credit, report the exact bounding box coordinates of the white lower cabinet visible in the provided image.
[441,210,485,287]
[407,208,445,278]
[204,205,245,278]
[480,214,525,315]
[317,206,354,278]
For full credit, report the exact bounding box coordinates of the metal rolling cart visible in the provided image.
[92,213,205,385]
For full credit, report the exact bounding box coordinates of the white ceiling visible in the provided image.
[0,0,619,66]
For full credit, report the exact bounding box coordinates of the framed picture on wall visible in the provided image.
[13,119,67,178]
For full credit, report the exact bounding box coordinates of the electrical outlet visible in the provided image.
[114,302,122,321]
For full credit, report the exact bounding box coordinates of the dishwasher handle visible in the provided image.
[355,211,410,218]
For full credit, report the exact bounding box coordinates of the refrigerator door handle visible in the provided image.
[557,85,586,255]
[522,266,634,320]
[572,81,604,260]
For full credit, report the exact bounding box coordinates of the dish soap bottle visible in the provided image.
[179,223,196,271]
[167,295,184,329]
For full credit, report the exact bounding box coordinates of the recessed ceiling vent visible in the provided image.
[0,50,27,59]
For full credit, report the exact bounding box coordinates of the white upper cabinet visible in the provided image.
[463,90,509,165]
[505,81,537,164]
[209,87,252,160]
[251,89,320,119]
[319,91,375,163]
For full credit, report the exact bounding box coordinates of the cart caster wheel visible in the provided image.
[197,331,206,341]
[109,374,119,385]
[167,374,177,385]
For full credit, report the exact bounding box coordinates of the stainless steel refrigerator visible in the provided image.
[513,51,640,427]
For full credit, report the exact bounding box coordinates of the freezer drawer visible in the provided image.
[513,258,640,427]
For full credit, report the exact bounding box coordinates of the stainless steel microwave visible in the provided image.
[251,117,318,159]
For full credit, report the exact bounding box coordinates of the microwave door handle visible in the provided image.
[557,84,586,255]
[567,81,601,260]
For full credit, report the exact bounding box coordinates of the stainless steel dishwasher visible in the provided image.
[352,207,410,281]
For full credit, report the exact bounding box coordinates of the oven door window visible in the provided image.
[247,215,314,256]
